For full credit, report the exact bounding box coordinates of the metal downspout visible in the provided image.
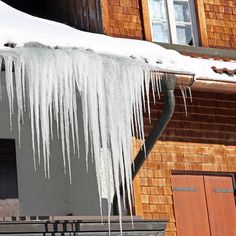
[132,73,176,179]
[113,74,176,214]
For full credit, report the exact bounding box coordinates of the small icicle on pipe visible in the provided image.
[179,85,193,116]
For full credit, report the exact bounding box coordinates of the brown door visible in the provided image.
[172,175,211,236]
[204,175,236,236]
[0,139,19,217]
[172,174,236,236]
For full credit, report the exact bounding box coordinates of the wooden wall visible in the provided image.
[201,0,236,49]
[100,0,236,48]
[133,90,236,236]
[2,0,47,17]
[100,0,144,39]
[46,0,103,33]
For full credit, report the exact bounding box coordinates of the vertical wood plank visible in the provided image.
[82,0,90,31]
[47,0,59,21]
[204,175,236,236]
[74,0,83,29]
[71,0,78,27]
[172,175,211,236]
[194,0,209,47]
[67,0,76,26]
[88,0,98,32]
[95,0,103,33]
[100,0,110,35]
[55,0,61,21]
[61,0,69,23]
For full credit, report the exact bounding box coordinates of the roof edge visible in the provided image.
[192,79,236,94]
[157,43,236,61]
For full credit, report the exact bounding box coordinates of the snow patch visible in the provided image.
[0,1,235,81]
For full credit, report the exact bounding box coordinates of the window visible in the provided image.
[149,0,199,45]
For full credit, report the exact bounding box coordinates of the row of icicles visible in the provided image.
[0,47,192,233]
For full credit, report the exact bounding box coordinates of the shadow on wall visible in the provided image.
[1,0,103,33]
[144,90,236,146]
[2,0,47,17]
[0,71,103,216]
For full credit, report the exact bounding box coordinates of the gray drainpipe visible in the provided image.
[132,73,176,179]
[113,73,176,214]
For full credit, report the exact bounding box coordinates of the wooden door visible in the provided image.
[204,175,236,236]
[0,139,19,217]
[172,174,236,236]
[172,175,211,236]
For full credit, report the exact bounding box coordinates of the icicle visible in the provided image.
[0,47,155,234]
[188,86,193,103]
[150,72,156,105]
[180,85,188,116]
[156,73,161,99]
[144,70,151,122]
[13,57,25,147]
[4,56,14,129]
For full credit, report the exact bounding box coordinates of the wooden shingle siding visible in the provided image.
[133,90,236,236]
[101,0,144,39]
[46,0,103,33]
[109,0,236,48]
[196,0,236,48]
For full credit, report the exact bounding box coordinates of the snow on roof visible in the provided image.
[0,0,235,82]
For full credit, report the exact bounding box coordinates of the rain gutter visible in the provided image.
[192,78,236,94]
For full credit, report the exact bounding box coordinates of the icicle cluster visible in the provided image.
[0,47,164,229]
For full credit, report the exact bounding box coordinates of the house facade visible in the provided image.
[0,1,236,236]
[98,1,236,236]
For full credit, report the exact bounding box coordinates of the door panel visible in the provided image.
[204,175,236,236]
[0,139,19,217]
[172,175,211,236]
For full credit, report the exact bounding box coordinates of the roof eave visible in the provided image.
[192,78,236,94]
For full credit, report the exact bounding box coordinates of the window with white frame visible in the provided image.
[149,0,199,45]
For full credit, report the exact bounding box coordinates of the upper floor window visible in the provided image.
[149,0,199,45]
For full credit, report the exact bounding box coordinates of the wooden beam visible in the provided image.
[195,0,209,47]
[100,0,110,35]
[192,79,236,94]
[141,0,152,41]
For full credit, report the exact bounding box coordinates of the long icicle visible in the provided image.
[1,47,155,233]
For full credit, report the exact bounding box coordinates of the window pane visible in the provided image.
[152,22,170,43]
[176,25,193,45]
[174,0,191,22]
[174,0,194,45]
[149,0,170,43]
[150,0,168,21]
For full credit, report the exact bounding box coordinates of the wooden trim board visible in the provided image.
[141,0,152,41]
[195,0,209,47]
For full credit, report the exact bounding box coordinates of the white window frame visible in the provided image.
[148,0,199,46]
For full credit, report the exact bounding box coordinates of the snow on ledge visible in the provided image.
[0,0,235,82]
